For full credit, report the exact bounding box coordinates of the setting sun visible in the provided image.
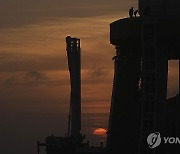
[93,128,107,135]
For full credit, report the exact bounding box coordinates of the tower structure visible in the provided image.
[107,0,180,154]
[37,36,83,154]
[66,36,81,139]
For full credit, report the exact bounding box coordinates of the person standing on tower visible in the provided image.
[129,7,134,18]
[134,10,139,17]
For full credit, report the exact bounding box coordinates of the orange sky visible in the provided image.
[0,0,179,153]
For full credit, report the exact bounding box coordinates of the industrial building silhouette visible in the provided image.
[107,0,180,154]
[37,0,180,153]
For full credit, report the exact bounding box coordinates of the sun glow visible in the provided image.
[93,128,107,135]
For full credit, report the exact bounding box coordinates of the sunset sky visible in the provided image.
[0,0,179,154]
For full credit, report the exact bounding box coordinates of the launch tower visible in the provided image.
[66,36,81,139]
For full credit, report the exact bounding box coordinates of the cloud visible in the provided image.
[23,71,47,82]
[4,76,19,86]
[0,53,68,72]
[3,71,48,86]
[0,0,137,28]
[89,67,110,78]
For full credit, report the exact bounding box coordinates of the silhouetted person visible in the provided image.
[143,6,151,16]
[129,7,134,18]
[134,10,139,17]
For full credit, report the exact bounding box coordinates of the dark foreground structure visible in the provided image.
[107,0,180,154]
